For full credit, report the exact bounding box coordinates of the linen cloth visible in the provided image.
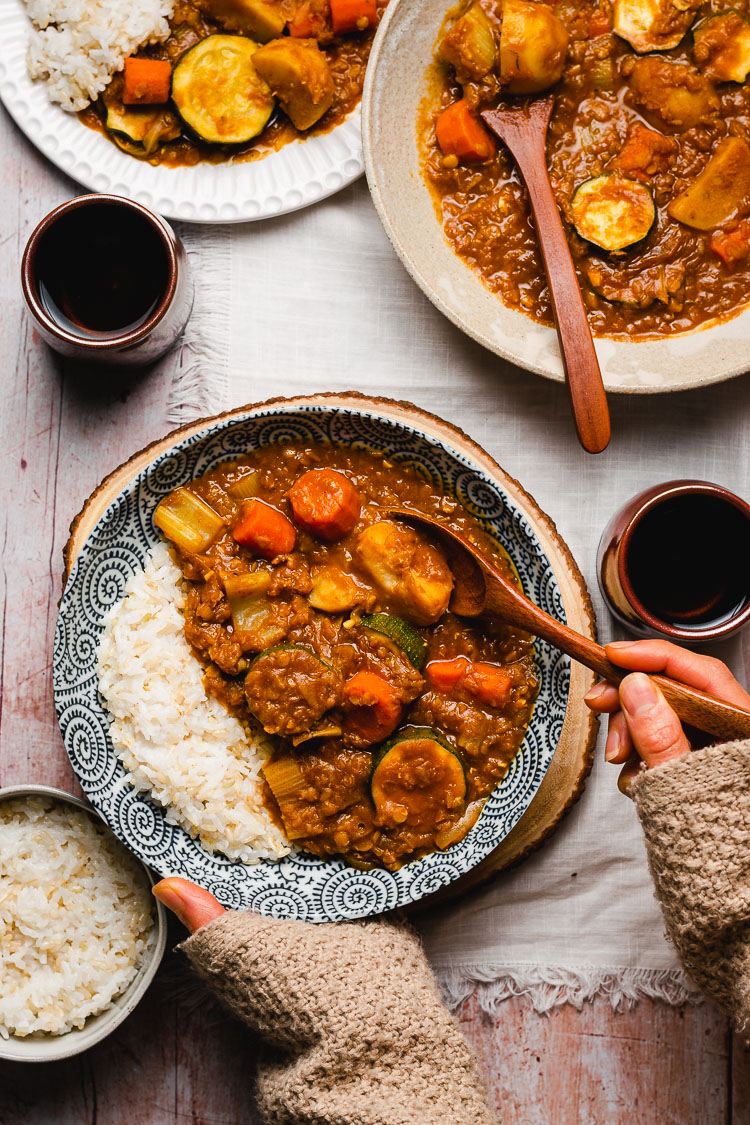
[175,177,750,1012]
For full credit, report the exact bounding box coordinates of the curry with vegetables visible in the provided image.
[421,0,750,338]
[153,443,538,870]
[80,0,384,164]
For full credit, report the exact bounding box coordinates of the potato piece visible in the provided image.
[309,567,362,613]
[252,38,333,130]
[204,0,286,40]
[693,11,750,84]
[499,0,568,95]
[614,0,699,53]
[440,2,497,82]
[356,521,454,626]
[668,136,750,230]
[626,57,719,131]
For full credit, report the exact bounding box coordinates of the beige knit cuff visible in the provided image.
[631,738,750,804]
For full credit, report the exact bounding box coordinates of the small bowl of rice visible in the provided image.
[0,784,167,1063]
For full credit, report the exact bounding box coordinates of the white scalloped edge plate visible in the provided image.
[0,0,365,222]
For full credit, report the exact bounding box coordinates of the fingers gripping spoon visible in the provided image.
[386,506,750,741]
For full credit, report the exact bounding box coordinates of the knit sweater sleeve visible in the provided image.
[180,912,497,1125]
[632,739,750,1036]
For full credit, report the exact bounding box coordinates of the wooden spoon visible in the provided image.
[481,96,611,456]
[386,506,750,741]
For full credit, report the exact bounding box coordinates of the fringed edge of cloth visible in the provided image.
[435,964,703,1015]
[166,223,232,425]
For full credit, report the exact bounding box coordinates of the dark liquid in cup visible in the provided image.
[627,494,750,630]
[36,203,169,338]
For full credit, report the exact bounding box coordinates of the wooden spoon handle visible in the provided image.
[523,609,750,742]
[482,105,610,454]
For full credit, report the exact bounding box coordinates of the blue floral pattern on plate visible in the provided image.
[54,404,569,921]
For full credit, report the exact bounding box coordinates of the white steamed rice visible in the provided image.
[25,0,175,112]
[97,542,290,865]
[0,797,154,1039]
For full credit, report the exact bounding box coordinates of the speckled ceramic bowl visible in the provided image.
[361,0,750,394]
[0,784,167,1063]
[54,397,595,923]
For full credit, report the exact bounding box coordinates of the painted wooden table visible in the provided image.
[1,105,748,1125]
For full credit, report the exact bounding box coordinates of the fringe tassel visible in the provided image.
[159,950,702,1020]
[166,223,233,425]
[435,965,703,1016]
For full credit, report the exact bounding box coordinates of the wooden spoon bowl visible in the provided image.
[387,506,750,742]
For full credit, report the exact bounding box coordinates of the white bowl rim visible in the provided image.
[361,0,750,396]
[0,783,167,1063]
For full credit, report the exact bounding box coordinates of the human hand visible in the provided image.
[584,640,750,794]
[153,877,225,933]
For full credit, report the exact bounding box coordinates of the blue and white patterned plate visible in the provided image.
[54,403,570,921]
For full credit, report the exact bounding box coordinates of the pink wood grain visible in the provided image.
[733,1038,750,1124]
[458,993,734,1125]
[0,103,744,1124]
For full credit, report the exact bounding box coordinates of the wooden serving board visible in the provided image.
[63,392,599,894]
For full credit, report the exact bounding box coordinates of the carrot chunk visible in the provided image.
[329,0,377,34]
[288,0,330,38]
[610,123,677,183]
[122,57,172,105]
[425,656,471,693]
[435,99,496,163]
[233,498,296,558]
[289,469,361,541]
[461,662,513,708]
[343,671,403,743]
[588,10,612,35]
[709,221,750,269]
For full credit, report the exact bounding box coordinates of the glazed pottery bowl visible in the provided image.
[0,784,167,1063]
[22,195,193,366]
[361,0,750,394]
[597,480,750,642]
[55,396,581,922]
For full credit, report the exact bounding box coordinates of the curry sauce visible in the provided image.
[154,443,538,870]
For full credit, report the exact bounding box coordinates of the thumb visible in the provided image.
[619,672,691,770]
[153,877,225,933]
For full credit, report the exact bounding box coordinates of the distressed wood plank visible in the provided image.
[733,1033,750,1124]
[0,113,183,795]
[457,994,730,1125]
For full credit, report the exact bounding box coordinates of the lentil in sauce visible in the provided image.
[421,0,750,339]
[154,443,538,870]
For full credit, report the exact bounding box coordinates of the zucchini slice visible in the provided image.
[370,727,467,831]
[360,613,427,670]
[693,11,750,83]
[613,0,694,53]
[171,34,275,145]
[105,104,180,153]
[571,174,656,252]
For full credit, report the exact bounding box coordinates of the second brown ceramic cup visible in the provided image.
[597,479,750,644]
[22,194,193,366]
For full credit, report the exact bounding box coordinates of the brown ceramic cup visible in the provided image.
[597,480,750,644]
[22,194,193,366]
